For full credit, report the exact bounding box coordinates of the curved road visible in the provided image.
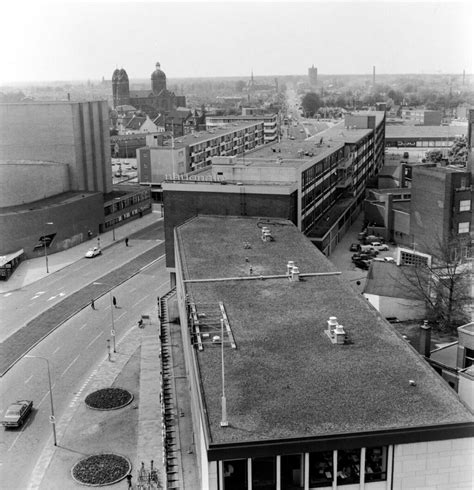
[0,257,170,490]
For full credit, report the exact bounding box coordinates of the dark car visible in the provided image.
[352,252,376,262]
[353,259,371,270]
[349,243,360,252]
[2,400,33,428]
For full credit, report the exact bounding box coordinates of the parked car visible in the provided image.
[85,247,101,258]
[349,243,360,252]
[359,245,379,255]
[352,252,376,262]
[2,400,33,428]
[371,242,389,251]
[365,235,385,245]
[353,259,371,270]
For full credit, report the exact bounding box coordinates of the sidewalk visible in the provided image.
[29,320,164,490]
[0,207,162,294]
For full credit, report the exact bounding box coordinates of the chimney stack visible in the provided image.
[419,320,431,358]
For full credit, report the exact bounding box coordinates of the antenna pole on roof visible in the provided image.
[220,318,229,427]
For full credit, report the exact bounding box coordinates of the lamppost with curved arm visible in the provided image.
[43,222,54,273]
[92,282,117,353]
[24,355,57,446]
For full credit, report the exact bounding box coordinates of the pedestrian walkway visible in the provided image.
[28,319,163,489]
[0,209,162,294]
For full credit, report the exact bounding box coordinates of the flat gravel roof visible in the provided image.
[176,216,473,445]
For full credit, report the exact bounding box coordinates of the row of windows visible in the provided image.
[221,446,388,490]
[104,192,150,216]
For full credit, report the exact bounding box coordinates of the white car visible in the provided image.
[371,242,389,251]
[85,247,101,258]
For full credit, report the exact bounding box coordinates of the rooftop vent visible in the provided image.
[325,316,348,345]
[286,260,295,275]
[290,266,300,282]
[261,227,273,242]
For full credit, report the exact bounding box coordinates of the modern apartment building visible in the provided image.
[206,113,279,143]
[172,214,474,490]
[163,111,386,274]
[137,122,265,201]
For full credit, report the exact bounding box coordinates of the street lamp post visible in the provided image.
[25,355,57,446]
[92,282,117,354]
[43,222,54,273]
[110,293,116,353]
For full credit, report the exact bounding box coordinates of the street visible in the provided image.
[0,258,170,490]
[0,221,164,343]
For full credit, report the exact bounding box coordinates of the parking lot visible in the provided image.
[328,214,397,294]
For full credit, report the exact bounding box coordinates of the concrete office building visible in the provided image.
[137,122,265,201]
[0,101,150,262]
[0,101,112,194]
[173,215,474,490]
[365,165,472,256]
[163,111,386,275]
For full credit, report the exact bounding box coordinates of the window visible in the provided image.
[337,449,360,485]
[458,222,470,234]
[252,456,276,490]
[465,348,474,368]
[223,459,248,490]
[460,200,471,212]
[365,446,388,482]
[281,454,304,490]
[309,451,333,488]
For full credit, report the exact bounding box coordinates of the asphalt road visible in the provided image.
[0,258,170,490]
[0,221,164,343]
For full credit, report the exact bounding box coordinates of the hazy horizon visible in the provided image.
[3,1,473,84]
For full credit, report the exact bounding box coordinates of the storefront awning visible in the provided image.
[0,249,24,267]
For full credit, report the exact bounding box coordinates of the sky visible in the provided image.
[1,0,473,83]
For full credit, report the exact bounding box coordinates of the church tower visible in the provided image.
[112,68,130,108]
[151,62,167,94]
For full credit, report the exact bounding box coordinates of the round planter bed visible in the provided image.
[84,388,133,411]
[71,453,131,486]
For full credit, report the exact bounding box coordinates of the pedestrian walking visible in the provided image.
[91,299,95,310]
[125,237,129,247]
[126,474,132,489]
[112,296,117,308]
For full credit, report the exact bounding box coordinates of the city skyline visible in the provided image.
[2,0,473,84]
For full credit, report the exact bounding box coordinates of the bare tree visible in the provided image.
[395,235,472,332]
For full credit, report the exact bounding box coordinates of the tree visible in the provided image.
[301,92,322,117]
[425,150,444,163]
[235,80,246,93]
[448,136,468,165]
[395,236,471,332]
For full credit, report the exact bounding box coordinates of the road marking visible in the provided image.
[86,331,103,350]
[7,427,25,452]
[24,374,34,384]
[47,296,57,301]
[4,292,12,297]
[129,286,136,293]
[61,355,79,378]
[135,295,149,306]
[79,322,88,330]
[58,292,66,297]
[116,312,126,321]
[52,346,61,355]
[37,390,49,408]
